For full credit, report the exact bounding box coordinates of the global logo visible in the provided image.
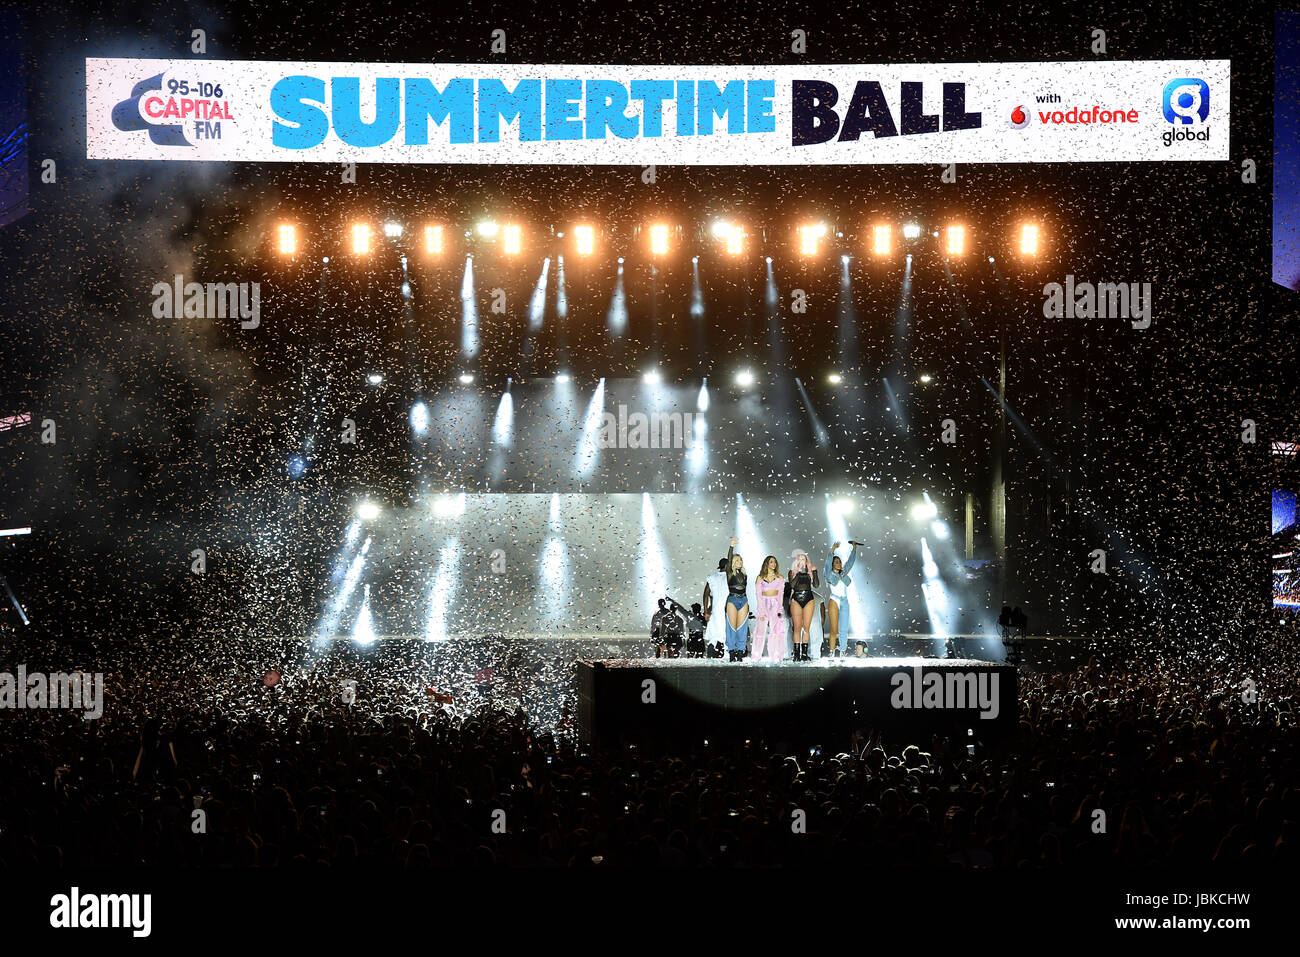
[1162,78,1209,125]
[1009,105,1030,130]
[111,73,190,146]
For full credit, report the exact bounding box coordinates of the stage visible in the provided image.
[576,656,1018,748]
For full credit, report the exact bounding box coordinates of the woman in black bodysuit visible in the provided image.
[787,552,819,661]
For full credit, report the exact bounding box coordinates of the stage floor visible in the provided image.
[576,655,1019,746]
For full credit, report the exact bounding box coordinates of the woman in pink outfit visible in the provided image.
[751,556,786,662]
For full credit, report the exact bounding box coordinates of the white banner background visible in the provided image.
[86,58,1231,164]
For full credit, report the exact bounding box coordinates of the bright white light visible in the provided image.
[353,584,377,644]
[493,391,514,447]
[919,373,933,384]
[503,223,522,255]
[931,520,950,540]
[477,220,498,238]
[458,372,474,384]
[945,224,966,256]
[424,224,444,255]
[872,224,892,257]
[832,498,855,515]
[1019,223,1040,257]
[277,223,297,255]
[711,219,732,239]
[575,379,606,477]
[827,373,843,385]
[649,223,670,256]
[911,496,939,521]
[357,501,381,521]
[433,494,466,518]
[799,222,828,256]
[574,224,595,256]
[351,223,372,255]
[903,223,922,240]
[556,372,571,383]
[643,368,661,385]
[367,372,383,385]
[424,538,461,641]
[383,222,403,238]
[410,401,429,435]
[734,369,754,387]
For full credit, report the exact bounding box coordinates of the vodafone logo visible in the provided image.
[1010,105,1030,130]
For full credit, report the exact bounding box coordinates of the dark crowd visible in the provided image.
[0,623,1296,868]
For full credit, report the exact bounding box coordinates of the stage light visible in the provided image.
[383,222,403,238]
[911,498,939,521]
[643,368,662,385]
[944,225,966,256]
[357,501,381,521]
[903,223,922,240]
[277,223,297,256]
[424,225,444,255]
[692,255,699,264]
[798,222,827,256]
[555,372,571,383]
[503,223,523,255]
[617,256,625,264]
[351,223,372,255]
[649,223,670,257]
[919,373,933,384]
[574,224,596,256]
[366,372,383,385]
[711,219,732,239]
[734,369,754,387]
[841,254,851,265]
[1019,223,1040,257]
[477,220,499,238]
[765,256,772,264]
[458,372,474,384]
[433,494,466,518]
[827,372,843,384]
[410,401,429,435]
[872,224,892,257]
[322,256,330,264]
[832,498,855,515]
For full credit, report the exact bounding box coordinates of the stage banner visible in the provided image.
[86,58,1230,164]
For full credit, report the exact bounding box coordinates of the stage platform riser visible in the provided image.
[577,658,1018,747]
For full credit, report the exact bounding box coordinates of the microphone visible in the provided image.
[848,540,865,547]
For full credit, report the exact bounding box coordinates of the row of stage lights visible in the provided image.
[363,368,936,390]
[274,219,1043,260]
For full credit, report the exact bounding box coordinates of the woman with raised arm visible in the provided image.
[751,556,785,663]
[723,537,749,662]
[787,551,819,661]
[823,541,859,658]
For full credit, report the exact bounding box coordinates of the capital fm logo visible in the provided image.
[111,73,190,146]
[1009,105,1030,130]
[1162,78,1209,125]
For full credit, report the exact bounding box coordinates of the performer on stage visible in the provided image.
[752,556,785,662]
[702,557,728,654]
[787,551,819,661]
[723,537,749,662]
[823,541,859,658]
